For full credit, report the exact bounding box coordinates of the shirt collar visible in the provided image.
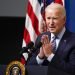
[51,27,66,40]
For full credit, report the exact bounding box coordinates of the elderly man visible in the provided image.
[27,3,75,75]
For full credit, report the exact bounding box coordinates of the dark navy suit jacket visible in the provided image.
[27,30,75,75]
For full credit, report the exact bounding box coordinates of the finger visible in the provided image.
[41,35,46,44]
[45,35,49,43]
[43,35,49,44]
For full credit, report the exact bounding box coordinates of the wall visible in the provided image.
[0,0,28,64]
[0,0,28,17]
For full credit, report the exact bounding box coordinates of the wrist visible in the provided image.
[38,54,45,59]
[45,52,54,58]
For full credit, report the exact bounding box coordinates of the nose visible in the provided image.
[50,18,54,25]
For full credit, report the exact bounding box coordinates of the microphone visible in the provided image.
[21,42,42,65]
[20,41,34,54]
[31,42,42,53]
[20,41,34,65]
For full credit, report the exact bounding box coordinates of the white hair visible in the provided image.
[45,3,66,17]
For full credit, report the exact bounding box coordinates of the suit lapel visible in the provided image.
[57,38,67,55]
[56,30,71,55]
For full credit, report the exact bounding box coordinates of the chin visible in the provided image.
[50,30,55,32]
[50,30,57,34]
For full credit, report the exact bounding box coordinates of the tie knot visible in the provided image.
[52,35,57,41]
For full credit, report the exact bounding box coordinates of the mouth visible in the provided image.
[49,26,55,29]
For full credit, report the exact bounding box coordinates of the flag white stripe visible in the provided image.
[30,0,41,18]
[30,0,42,29]
[62,0,65,6]
[22,39,26,47]
[25,14,37,42]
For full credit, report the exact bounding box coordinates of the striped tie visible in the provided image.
[51,35,57,52]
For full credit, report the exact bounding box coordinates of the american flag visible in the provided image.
[21,0,65,64]
[22,0,64,47]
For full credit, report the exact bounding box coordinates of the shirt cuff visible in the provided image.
[36,55,44,64]
[47,53,55,62]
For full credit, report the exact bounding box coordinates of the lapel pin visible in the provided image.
[64,40,67,43]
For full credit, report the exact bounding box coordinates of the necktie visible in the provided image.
[51,35,57,52]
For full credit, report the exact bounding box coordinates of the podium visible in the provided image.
[26,66,70,75]
[26,66,48,75]
[0,65,70,75]
[0,65,6,75]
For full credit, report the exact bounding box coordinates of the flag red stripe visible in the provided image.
[24,28,31,44]
[27,1,40,35]
[55,0,63,5]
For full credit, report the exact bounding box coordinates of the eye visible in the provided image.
[47,17,51,19]
[53,17,58,20]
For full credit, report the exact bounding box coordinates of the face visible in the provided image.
[45,8,66,35]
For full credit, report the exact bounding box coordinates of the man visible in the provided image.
[27,3,75,75]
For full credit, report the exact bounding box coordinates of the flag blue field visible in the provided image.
[66,0,75,32]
